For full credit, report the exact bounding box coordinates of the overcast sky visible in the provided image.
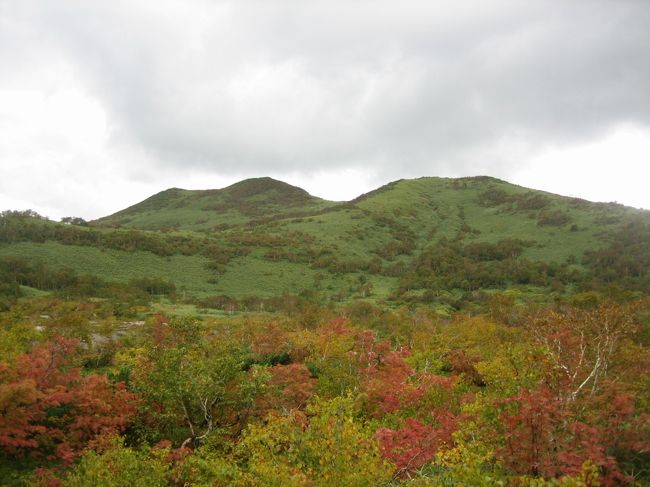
[1,0,649,220]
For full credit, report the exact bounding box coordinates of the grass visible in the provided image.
[214,251,317,298]
[0,242,220,296]
[0,241,398,302]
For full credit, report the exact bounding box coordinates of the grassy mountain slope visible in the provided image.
[94,177,337,231]
[2,176,649,309]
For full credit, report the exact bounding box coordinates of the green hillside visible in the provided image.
[94,177,338,231]
[2,176,649,310]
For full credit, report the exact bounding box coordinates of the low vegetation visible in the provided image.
[0,296,648,485]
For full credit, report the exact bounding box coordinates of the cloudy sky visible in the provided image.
[1,0,649,220]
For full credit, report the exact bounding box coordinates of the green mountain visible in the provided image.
[94,177,337,231]
[1,176,649,311]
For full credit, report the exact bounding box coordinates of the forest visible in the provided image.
[1,177,649,486]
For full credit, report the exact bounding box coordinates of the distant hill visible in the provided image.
[2,176,649,311]
[94,177,338,231]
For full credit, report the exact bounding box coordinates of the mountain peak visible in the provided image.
[222,177,314,204]
[225,177,305,195]
[93,176,330,230]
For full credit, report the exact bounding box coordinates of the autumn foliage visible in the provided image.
[0,337,139,462]
[1,297,648,485]
[376,412,458,477]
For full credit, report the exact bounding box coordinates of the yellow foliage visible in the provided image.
[515,461,601,486]
[236,396,392,486]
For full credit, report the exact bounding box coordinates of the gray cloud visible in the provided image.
[2,0,650,186]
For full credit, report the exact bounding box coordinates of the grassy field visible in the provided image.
[0,242,219,296]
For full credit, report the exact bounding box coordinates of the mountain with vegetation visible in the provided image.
[1,176,649,485]
[95,177,337,231]
[2,175,650,311]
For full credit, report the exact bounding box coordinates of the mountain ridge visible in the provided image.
[94,175,645,231]
[2,175,649,308]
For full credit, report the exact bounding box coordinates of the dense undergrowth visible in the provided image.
[0,294,648,486]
